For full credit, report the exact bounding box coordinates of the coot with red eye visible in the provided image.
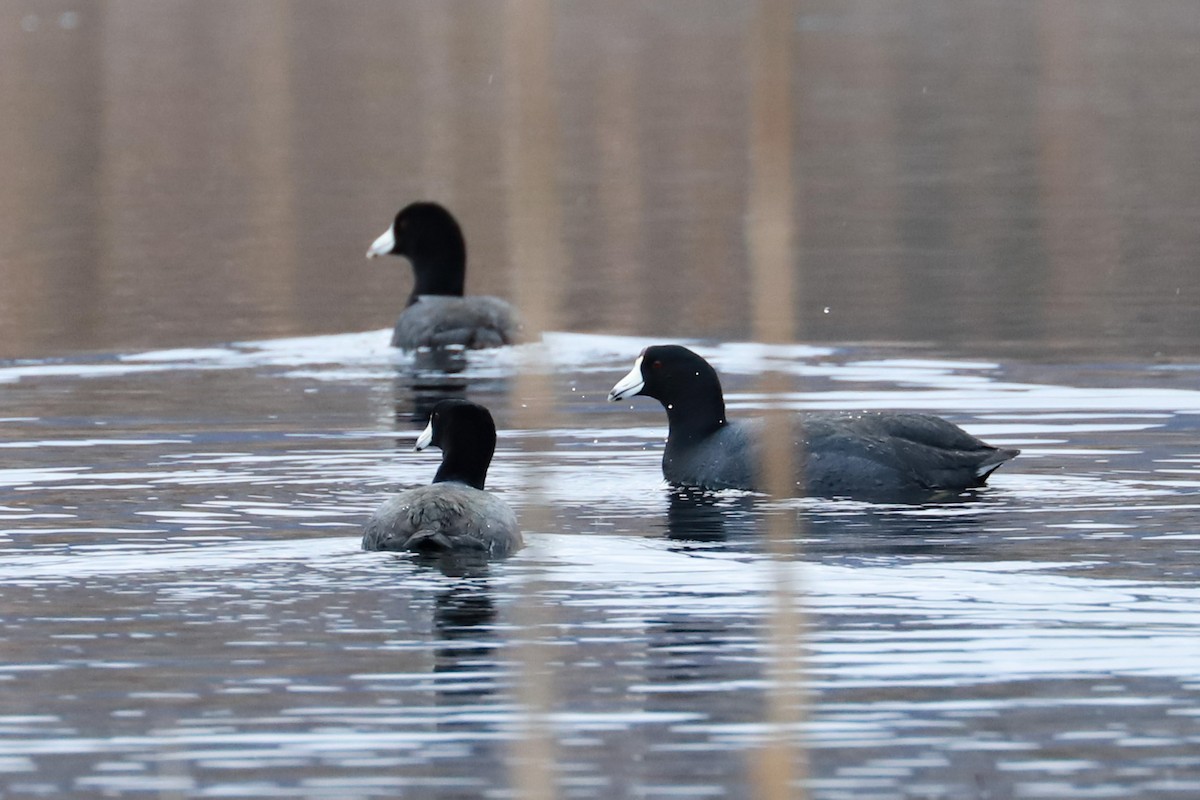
[608,344,1019,501]
[363,399,522,556]
[366,202,522,351]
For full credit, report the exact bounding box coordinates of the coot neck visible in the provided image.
[662,382,728,444]
[407,243,468,305]
[432,433,493,491]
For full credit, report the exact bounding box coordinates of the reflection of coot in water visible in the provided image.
[434,579,496,640]
[665,487,1001,560]
[432,580,501,722]
[665,488,758,541]
[412,346,471,375]
[367,202,521,351]
[390,352,511,430]
[363,400,522,557]
[800,496,1004,559]
[610,345,1019,501]
[394,369,469,427]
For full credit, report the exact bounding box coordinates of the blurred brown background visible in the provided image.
[2,0,1198,360]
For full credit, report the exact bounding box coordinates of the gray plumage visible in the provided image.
[664,413,1017,499]
[362,484,522,556]
[611,345,1019,501]
[391,295,521,350]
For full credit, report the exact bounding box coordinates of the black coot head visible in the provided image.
[390,202,464,262]
[417,399,498,490]
[366,201,462,259]
[367,202,468,297]
[608,345,722,405]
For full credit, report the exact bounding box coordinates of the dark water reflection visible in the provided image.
[3,2,1200,799]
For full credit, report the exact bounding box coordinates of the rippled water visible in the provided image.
[5,1,1200,797]
[2,332,1199,799]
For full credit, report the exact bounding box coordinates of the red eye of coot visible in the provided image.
[652,361,662,370]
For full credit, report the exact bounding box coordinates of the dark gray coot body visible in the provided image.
[390,295,519,351]
[367,202,521,351]
[609,345,1020,501]
[362,400,522,556]
[362,484,520,556]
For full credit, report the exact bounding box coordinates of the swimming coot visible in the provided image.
[363,399,522,556]
[367,202,521,350]
[608,345,1019,500]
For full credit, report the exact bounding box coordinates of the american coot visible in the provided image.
[363,399,522,556]
[608,345,1019,500]
[367,202,521,350]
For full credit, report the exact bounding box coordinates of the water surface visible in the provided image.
[3,2,1200,799]
[3,333,1200,798]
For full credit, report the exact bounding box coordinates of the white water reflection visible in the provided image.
[7,331,1200,427]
